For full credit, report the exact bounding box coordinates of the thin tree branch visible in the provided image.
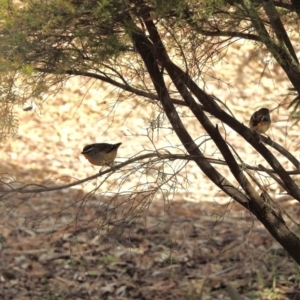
[129,21,249,205]
[242,0,300,93]
[258,164,287,190]
[2,152,298,196]
[143,11,267,210]
[35,68,300,171]
[192,28,261,42]
[167,61,300,201]
[262,0,298,63]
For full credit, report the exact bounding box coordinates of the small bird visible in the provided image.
[249,108,271,136]
[81,142,122,166]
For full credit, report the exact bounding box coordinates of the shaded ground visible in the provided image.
[1,40,300,299]
[1,187,300,300]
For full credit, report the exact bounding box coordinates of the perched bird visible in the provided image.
[81,142,122,166]
[249,108,271,135]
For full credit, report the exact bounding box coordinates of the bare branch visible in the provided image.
[262,0,298,63]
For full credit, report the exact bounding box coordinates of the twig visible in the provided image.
[1,152,299,195]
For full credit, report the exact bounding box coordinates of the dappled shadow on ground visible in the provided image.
[1,178,300,300]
